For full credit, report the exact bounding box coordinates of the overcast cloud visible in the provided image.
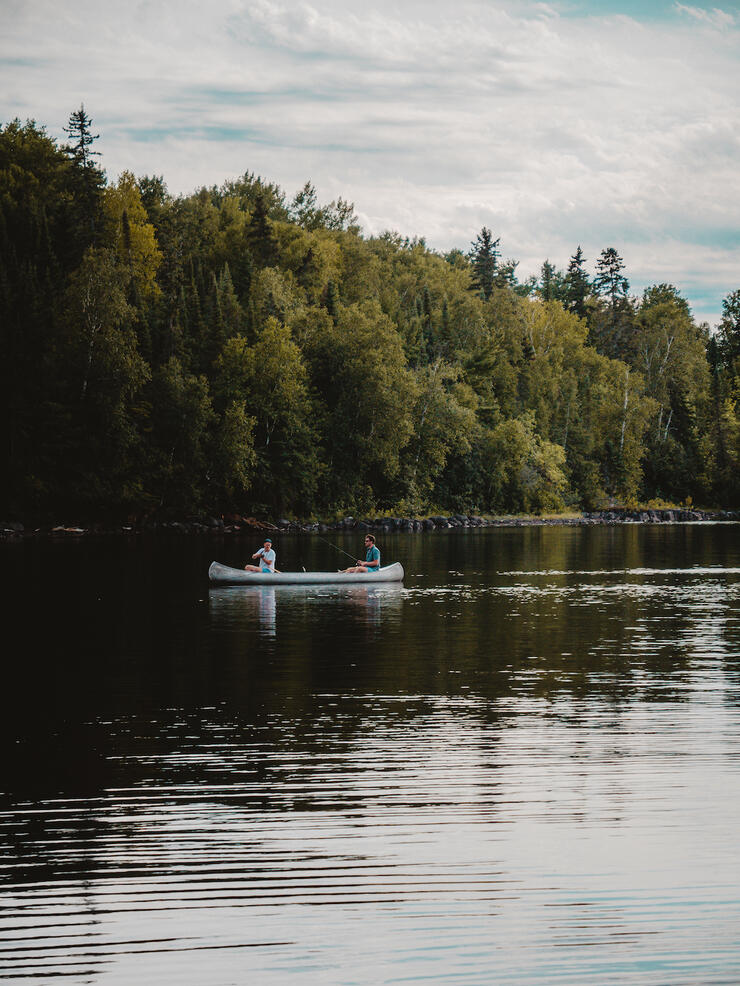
[2,0,739,325]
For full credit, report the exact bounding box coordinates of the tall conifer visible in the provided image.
[63,104,104,252]
[468,228,500,301]
[563,246,589,318]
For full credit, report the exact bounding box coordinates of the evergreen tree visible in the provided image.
[63,104,105,252]
[63,104,100,170]
[563,246,589,318]
[539,260,556,301]
[496,258,519,289]
[468,227,500,301]
[591,247,632,359]
[594,247,629,309]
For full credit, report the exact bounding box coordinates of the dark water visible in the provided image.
[1,525,740,984]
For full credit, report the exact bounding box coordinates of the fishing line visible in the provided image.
[312,532,361,563]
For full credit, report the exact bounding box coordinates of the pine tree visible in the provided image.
[594,247,629,309]
[539,260,556,301]
[563,246,589,318]
[63,104,105,252]
[64,104,100,170]
[591,247,632,359]
[468,228,500,301]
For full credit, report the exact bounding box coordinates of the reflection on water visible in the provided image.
[209,582,404,638]
[1,526,739,984]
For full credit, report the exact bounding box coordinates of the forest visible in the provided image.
[1,109,739,523]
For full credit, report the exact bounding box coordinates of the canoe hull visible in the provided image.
[208,561,404,585]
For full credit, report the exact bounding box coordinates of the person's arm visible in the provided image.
[252,548,264,560]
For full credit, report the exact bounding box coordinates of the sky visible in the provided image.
[2,0,739,326]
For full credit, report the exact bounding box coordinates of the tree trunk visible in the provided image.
[619,368,630,454]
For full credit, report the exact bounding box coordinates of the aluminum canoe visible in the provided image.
[208,561,405,585]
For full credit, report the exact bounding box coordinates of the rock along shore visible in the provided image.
[1,508,738,539]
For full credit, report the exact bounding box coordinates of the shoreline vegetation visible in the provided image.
[2,509,738,539]
[2,110,739,524]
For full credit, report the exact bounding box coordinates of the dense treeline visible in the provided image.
[2,110,739,521]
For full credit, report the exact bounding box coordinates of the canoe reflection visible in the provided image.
[209,582,404,635]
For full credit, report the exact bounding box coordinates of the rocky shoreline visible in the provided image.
[1,508,738,539]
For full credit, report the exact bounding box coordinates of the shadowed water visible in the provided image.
[1,525,739,984]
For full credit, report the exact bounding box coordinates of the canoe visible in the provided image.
[208,561,405,585]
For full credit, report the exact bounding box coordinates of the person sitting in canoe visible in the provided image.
[244,537,276,573]
[342,534,381,574]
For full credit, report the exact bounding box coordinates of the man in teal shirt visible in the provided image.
[342,534,381,574]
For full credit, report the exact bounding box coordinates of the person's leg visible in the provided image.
[244,564,261,571]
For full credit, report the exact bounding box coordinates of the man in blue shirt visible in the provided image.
[342,534,381,574]
[244,537,277,573]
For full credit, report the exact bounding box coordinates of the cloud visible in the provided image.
[674,3,735,29]
[1,0,739,325]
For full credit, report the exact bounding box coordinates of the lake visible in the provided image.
[1,524,739,984]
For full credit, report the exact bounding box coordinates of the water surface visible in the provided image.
[1,525,739,983]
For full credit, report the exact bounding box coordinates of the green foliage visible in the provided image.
[701,395,740,506]
[481,412,568,513]
[717,290,740,382]
[400,361,478,512]
[147,356,216,514]
[214,318,320,513]
[0,111,736,519]
[213,400,257,504]
[632,284,709,500]
[303,301,416,508]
